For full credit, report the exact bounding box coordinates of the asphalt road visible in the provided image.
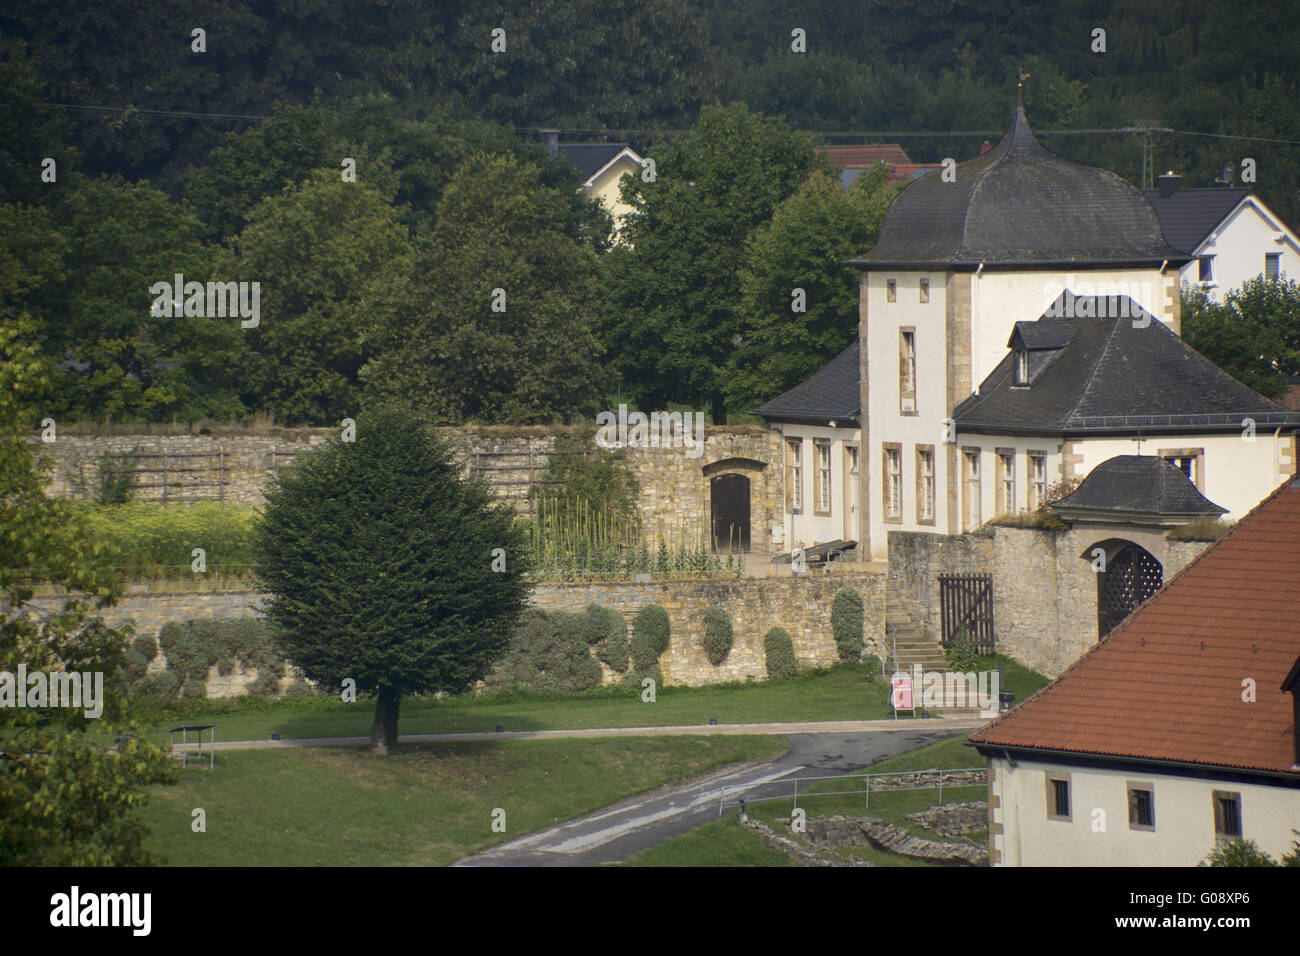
[454,725,976,866]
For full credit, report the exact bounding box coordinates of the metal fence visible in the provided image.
[717,766,989,817]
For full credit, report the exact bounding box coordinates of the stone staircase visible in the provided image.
[884,585,988,717]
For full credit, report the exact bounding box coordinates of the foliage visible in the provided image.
[727,165,900,413]
[0,357,176,864]
[632,604,671,670]
[254,405,532,752]
[482,609,604,695]
[586,604,630,673]
[137,618,285,700]
[94,449,137,504]
[601,103,826,421]
[534,426,641,524]
[700,605,734,665]
[229,169,414,425]
[1282,830,1300,866]
[1198,838,1278,867]
[622,663,665,690]
[944,626,980,672]
[63,501,258,581]
[1182,278,1300,400]
[762,627,797,680]
[860,654,883,680]
[831,587,864,662]
[362,151,609,424]
[1167,517,1233,541]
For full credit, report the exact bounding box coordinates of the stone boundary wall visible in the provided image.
[30,425,784,552]
[888,526,1213,677]
[27,570,886,694]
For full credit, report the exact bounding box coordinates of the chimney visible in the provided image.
[540,130,559,159]
[1157,171,1181,199]
[979,140,992,156]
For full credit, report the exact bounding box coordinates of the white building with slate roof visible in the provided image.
[756,100,1300,562]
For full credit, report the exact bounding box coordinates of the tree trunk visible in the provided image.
[370,690,401,754]
[710,394,726,425]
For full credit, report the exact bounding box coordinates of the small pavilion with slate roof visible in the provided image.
[755,96,1299,561]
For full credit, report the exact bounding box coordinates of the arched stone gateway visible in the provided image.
[710,473,751,552]
[1091,540,1163,638]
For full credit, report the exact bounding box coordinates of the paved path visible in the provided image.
[181,716,987,751]
[454,724,984,866]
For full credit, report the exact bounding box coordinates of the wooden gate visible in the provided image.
[938,573,995,655]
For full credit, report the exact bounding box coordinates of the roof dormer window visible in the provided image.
[1014,349,1029,386]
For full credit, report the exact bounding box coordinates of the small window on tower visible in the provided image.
[886,279,897,302]
[1014,350,1029,386]
[919,278,930,303]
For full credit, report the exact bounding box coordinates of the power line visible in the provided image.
[48,103,1300,146]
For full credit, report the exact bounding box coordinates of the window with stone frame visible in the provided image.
[916,446,935,523]
[883,445,902,521]
[1029,452,1047,510]
[997,450,1016,514]
[814,439,832,515]
[786,438,803,513]
[963,448,982,531]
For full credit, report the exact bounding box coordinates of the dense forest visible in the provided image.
[2,1,1298,425]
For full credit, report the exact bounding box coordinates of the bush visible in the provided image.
[622,663,664,690]
[140,617,286,701]
[133,671,179,700]
[945,625,980,671]
[831,588,864,662]
[1199,839,1277,867]
[860,653,882,679]
[283,680,316,698]
[763,627,797,679]
[70,501,257,578]
[483,609,604,695]
[700,605,733,665]
[631,604,670,669]
[587,604,630,673]
[131,633,157,662]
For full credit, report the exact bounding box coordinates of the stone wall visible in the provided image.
[28,569,885,693]
[31,425,784,552]
[888,526,1214,678]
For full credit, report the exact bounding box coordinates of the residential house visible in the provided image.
[970,476,1300,866]
[815,143,941,188]
[543,132,645,239]
[1143,174,1300,301]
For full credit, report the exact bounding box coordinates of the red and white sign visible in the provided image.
[891,672,914,710]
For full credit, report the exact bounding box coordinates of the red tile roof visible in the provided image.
[971,477,1300,775]
[816,144,913,168]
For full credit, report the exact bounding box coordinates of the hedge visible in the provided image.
[831,587,864,662]
[763,627,797,679]
[484,609,604,695]
[135,618,285,700]
[631,603,670,670]
[586,603,630,673]
[700,605,733,665]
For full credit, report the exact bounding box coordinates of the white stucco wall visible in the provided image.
[585,152,642,240]
[1180,197,1300,302]
[775,423,861,552]
[864,271,949,560]
[971,267,1175,385]
[989,755,1300,866]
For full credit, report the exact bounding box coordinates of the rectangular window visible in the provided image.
[963,449,982,531]
[1014,350,1029,386]
[997,450,1016,514]
[886,279,897,302]
[899,329,916,413]
[1046,774,1071,821]
[814,439,832,515]
[883,445,902,521]
[1029,453,1047,510]
[1213,791,1242,839]
[916,447,935,523]
[1199,256,1214,281]
[1158,448,1204,491]
[1265,253,1281,279]
[919,278,930,303]
[786,438,803,513]
[1128,783,1155,831]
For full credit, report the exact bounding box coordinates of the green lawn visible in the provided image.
[128,656,1048,745]
[137,734,789,866]
[621,733,990,867]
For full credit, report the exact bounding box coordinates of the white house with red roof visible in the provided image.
[970,476,1300,866]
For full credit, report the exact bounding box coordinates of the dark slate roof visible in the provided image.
[1050,455,1227,517]
[954,293,1300,435]
[1141,187,1252,254]
[1009,318,1076,351]
[848,103,1188,269]
[557,143,633,181]
[752,339,860,426]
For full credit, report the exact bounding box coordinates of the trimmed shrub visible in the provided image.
[763,627,797,679]
[700,605,733,665]
[587,604,630,673]
[283,680,316,698]
[831,588,864,662]
[483,609,604,695]
[133,671,179,699]
[631,604,670,670]
[623,663,664,691]
[131,633,157,662]
[142,617,286,700]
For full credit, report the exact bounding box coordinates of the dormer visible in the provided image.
[1006,315,1077,388]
